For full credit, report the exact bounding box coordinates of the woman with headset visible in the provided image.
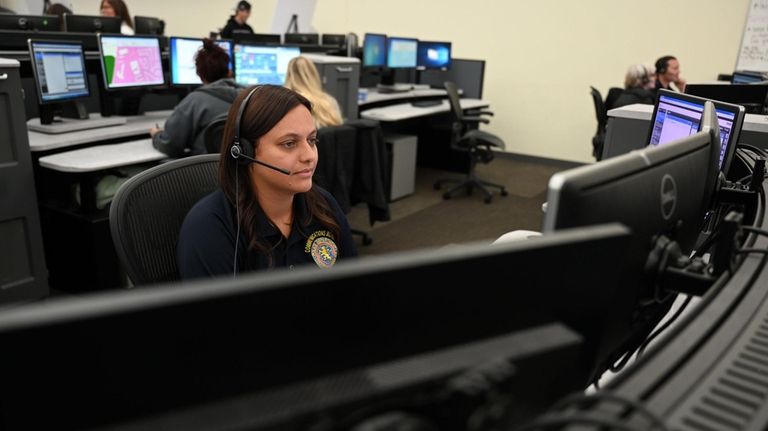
[654,55,686,93]
[177,85,358,279]
[613,63,657,109]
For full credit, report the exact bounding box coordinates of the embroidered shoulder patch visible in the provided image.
[306,230,338,268]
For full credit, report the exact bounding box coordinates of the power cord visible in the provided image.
[513,390,669,431]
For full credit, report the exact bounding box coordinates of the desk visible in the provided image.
[360,98,489,122]
[28,110,173,152]
[38,139,167,173]
[603,104,768,159]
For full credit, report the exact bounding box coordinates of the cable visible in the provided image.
[742,226,768,237]
[736,143,768,159]
[515,390,669,431]
[233,163,241,278]
[635,295,692,357]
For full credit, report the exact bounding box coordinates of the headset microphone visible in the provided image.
[230,145,291,175]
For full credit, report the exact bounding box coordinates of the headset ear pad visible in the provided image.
[233,137,254,165]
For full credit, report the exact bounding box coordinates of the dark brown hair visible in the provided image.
[218,85,342,267]
[196,38,230,84]
[100,0,133,29]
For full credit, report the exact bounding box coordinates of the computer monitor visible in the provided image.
[0,14,60,31]
[386,36,418,69]
[233,32,281,45]
[362,32,387,67]
[417,40,451,70]
[232,43,300,86]
[97,34,166,90]
[0,223,639,430]
[543,101,722,300]
[731,70,766,84]
[28,39,89,124]
[133,15,165,35]
[169,37,233,86]
[63,13,121,34]
[418,58,485,98]
[283,32,319,45]
[647,89,745,174]
[321,33,346,47]
[684,83,768,114]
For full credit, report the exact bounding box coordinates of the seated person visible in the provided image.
[177,85,358,279]
[654,55,686,93]
[284,56,344,127]
[150,39,242,157]
[613,63,657,108]
[100,0,134,35]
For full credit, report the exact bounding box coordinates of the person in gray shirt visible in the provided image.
[150,38,242,158]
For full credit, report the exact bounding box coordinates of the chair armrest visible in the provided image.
[462,116,491,124]
[466,109,494,117]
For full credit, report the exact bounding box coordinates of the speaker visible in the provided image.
[230,86,258,164]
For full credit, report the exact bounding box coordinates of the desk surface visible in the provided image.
[38,138,167,173]
[608,103,768,133]
[360,99,489,122]
[28,110,173,152]
[359,86,446,107]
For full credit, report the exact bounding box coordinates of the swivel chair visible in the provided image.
[202,113,228,154]
[109,154,219,285]
[590,86,607,161]
[433,81,507,204]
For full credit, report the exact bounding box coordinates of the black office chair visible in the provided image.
[433,81,507,204]
[202,113,228,154]
[590,86,607,161]
[109,154,219,285]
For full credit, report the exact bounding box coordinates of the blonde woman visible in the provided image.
[284,56,344,127]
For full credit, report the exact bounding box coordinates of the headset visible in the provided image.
[655,56,674,75]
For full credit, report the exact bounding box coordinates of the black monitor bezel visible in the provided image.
[386,36,418,69]
[63,13,121,34]
[133,15,164,35]
[362,32,387,68]
[283,32,319,46]
[97,33,167,91]
[646,89,745,176]
[0,14,60,31]
[232,33,282,46]
[320,33,346,47]
[168,36,233,87]
[232,42,301,86]
[416,40,452,71]
[27,38,91,105]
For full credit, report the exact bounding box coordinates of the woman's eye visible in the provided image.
[308,137,319,147]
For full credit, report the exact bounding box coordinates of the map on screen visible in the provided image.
[99,35,165,89]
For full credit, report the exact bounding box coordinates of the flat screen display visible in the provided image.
[170,37,233,86]
[362,33,387,67]
[233,43,300,86]
[417,41,451,70]
[98,34,165,90]
[28,40,90,104]
[647,89,745,173]
[386,36,418,68]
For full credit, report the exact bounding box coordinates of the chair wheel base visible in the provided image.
[484,197,492,204]
[443,193,452,200]
[501,189,508,197]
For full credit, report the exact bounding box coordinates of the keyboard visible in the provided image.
[410,100,443,108]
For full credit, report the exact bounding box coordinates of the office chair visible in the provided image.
[590,86,607,161]
[433,81,508,204]
[109,154,219,285]
[202,113,228,154]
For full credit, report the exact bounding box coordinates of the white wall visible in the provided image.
[66,0,750,163]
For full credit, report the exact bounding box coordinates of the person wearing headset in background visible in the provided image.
[150,39,242,158]
[220,0,253,39]
[284,56,344,127]
[177,85,358,279]
[613,63,657,109]
[655,55,686,93]
[100,0,134,35]
[45,3,72,31]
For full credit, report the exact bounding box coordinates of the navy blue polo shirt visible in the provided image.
[177,187,358,279]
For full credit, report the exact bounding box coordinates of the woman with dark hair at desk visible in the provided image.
[100,0,134,35]
[150,39,241,158]
[177,84,357,279]
[613,63,657,109]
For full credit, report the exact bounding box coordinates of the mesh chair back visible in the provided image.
[109,154,220,285]
[203,114,228,154]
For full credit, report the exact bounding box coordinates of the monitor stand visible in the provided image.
[376,83,413,93]
[29,102,127,134]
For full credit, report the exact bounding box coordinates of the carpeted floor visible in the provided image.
[346,155,573,256]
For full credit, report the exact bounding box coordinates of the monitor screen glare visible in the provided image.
[417,41,451,70]
[387,37,418,68]
[233,44,300,85]
[99,35,165,90]
[362,33,387,67]
[648,91,743,171]
[29,41,89,103]
[170,37,233,86]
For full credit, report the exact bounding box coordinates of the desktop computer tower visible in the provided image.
[385,133,418,201]
[304,54,360,121]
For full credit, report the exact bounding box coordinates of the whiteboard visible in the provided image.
[736,0,768,71]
